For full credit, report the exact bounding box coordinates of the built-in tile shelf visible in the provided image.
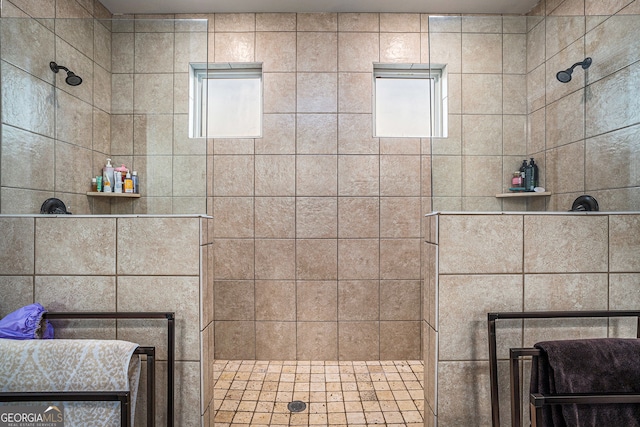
[495,191,551,198]
[86,192,140,198]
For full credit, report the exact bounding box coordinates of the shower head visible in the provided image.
[556,57,592,83]
[50,61,83,86]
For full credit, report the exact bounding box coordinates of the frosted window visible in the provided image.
[190,63,262,138]
[373,65,446,138]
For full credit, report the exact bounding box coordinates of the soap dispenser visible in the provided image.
[103,158,114,193]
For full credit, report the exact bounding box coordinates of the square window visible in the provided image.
[190,62,262,138]
[373,64,447,138]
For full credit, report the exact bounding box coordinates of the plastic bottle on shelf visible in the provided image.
[103,158,114,193]
[124,171,134,193]
[529,158,539,189]
[132,171,139,194]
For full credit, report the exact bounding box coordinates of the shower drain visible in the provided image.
[287,400,307,413]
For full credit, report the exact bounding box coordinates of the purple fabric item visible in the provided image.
[0,303,54,340]
[531,338,640,427]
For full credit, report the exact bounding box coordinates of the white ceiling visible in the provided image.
[100,0,540,16]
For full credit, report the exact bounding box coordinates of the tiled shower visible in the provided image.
[2,0,640,426]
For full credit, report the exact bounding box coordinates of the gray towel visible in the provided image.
[531,338,640,427]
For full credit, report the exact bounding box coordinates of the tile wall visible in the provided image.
[0,214,214,427]
[1,0,113,214]
[423,212,640,427]
[527,0,640,211]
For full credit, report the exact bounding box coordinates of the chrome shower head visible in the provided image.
[556,57,592,83]
[50,61,83,86]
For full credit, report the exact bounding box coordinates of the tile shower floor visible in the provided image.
[213,360,424,426]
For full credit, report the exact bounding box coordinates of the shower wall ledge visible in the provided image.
[425,211,640,216]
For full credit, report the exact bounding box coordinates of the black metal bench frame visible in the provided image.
[488,310,640,427]
[0,311,175,427]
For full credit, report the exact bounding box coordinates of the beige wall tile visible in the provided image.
[524,215,608,273]
[428,16,461,33]
[118,275,200,360]
[297,13,337,31]
[112,33,134,73]
[609,215,640,272]
[296,114,338,154]
[134,73,173,114]
[111,115,134,155]
[338,13,379,32]
[214,280,255,320]
[172,155,206,197]
[380,13,420,32]
[523,273,609,345]
[462,156,503,197]
[439,215,523,274]
[545,16,585,59]
[503,34,527,74]
[380,280,421,320]
[428,32,461,74]
[338,32,379,72]
[338,197,379,238]
[256,13,296,31]
[2,62,55,137]
[586,126,640,192]
[213,197,254,238]
[296,239,338,280]
[431,156,462,197]
[338,155,379,196]
[338,73,372,113]
[112,73,133,114]
[462,115,503,156]
[55,90,93,149]
[380,238,421,279]
[297,321,338,359]
[546,141,585,194]
[255,197,295,238]
[380,321,421,359]
[255,280,296,321]
[1,18,54,81]
[503,75,527,115]
[379,32,420,63]
[1,126,55,192]
[296,155,338,196]
[214,32,255,61]
[437,361,493,426]
[546,90,585,148]
[213,239,254,279]
[256,321,297,359]
[609,273,640,337]
[338,280,379,321]
[502,114,527,156]
[380,197,421,238]
[215,321,256,359]
[255,155,295,196]
[338,321,379,360]
[338,239,379,280]
[0,276,33,317]
[264,72,296,113]
[174,31,207,73]
[296,197,338,238]
[215,13,255,31]
[297,281,338,321]
[462,74,503,114]
[256,32,296,72]
[338,114,378,154]
[213,155,254,196]
[117,217,200,275]
[462,33,502,73]
[527,21,545,73]
[297,72,338,113]
[255,239,295,279]
[439,274,523,360]
[135,33,174,73]
[380,155,421,196]
[297,32,337,72]
[35,217,114,275]
[259,114,296,154]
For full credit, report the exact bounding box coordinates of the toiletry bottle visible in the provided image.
[520,160,527,183]
[132,171,139,194]
[96,175,103,192]
[524,161,534,191]
[114,171,123,193]
[124,171,134,193]
[511,172,522,188]
[103,158,114,192]
[115,164,128,185]
[91,177,97,192]
[529,158,539,189]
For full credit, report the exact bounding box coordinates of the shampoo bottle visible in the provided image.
[124,171,134,193]
[132,171,139,194]
[529,158,539,189]
[103,158,114,192]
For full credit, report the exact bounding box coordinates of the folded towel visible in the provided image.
[531,338,640,427]
[0,339,140,427]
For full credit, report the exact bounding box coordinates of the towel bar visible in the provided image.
[488,310,640,427]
